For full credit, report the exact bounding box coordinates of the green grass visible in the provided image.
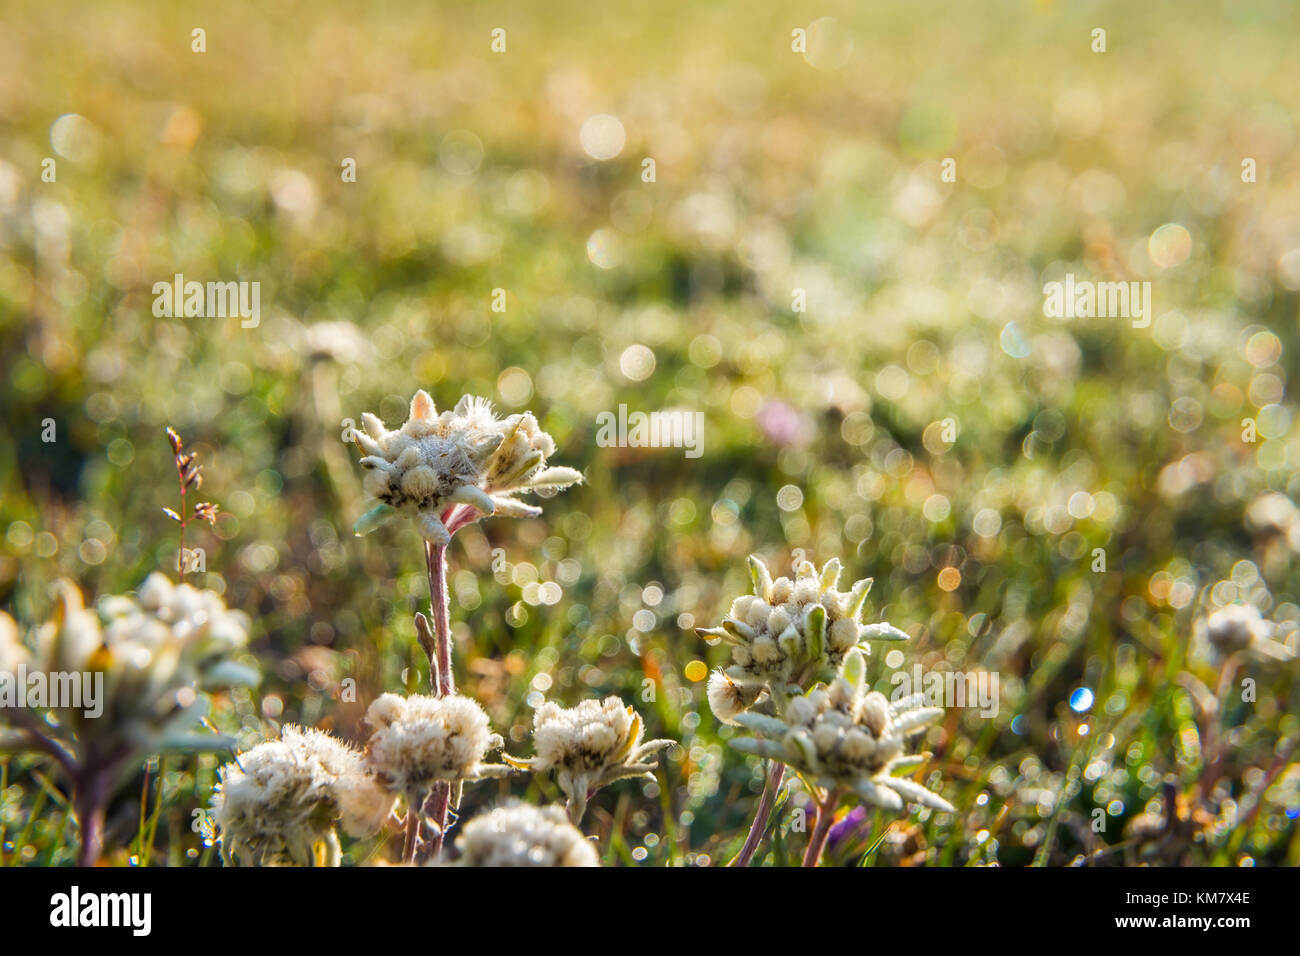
[1,0,1298,865]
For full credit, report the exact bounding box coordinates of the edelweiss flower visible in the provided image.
[1194,603,1294,666]
[363,693,513,808]
[506,697,674,823]
[212,725,395,867]
[2,574,255,755]
[696,554,907,721]
[730,649,952,813]
[98,571,252,671]
[351,390,582,545]
[452,803,600,867]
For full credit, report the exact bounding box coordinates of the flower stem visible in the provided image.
[75,769,109,867]
[419,538,456,861]
[174,446,187,578]
[730,762,784,867]
[424,541,455,698]
[402,804,421,865]
[1199,653,1242,802]
[802,787,841,868]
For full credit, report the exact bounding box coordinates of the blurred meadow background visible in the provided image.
[1,0,1299,865]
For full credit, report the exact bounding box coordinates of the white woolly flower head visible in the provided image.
[14,575,255,753]
[351,390,582,545]
[452,803,600,867]
[1195,602,1294,666]
[730,648,953,814]
[696,553,909,723]
[363,692,512,804]
[529,697,635,773]
[507,696,674,823]
[212,725,394,867]
[107,572,250,654]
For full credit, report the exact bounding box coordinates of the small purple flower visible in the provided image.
[827,804,868,851]
[756,399,812,448]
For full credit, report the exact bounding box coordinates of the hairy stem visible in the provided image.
[418,536,456,861]
[802,787,841,868]
[730,762,785,867]
[424,541,455,698]
[402,803,421,864]
[75,769,109,867]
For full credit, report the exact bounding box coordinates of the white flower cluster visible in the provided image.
[212,725,395,867]
[0,573,254,749]
[507,696,673,822]
[1245,491,1300,547]
[363,693,513,805]
[452,803,599,867]
[98,571,253,687]
[1196,603,1294,666]
[697,554,908,724]
[731,649,953,813]
[352,390,582,545]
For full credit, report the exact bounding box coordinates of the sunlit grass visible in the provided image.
[1,0,1298,865]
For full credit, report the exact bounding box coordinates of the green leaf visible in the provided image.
[352,503,395,536]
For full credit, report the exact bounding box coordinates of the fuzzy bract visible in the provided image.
[212,725,394,867]
[453,803,600,867]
